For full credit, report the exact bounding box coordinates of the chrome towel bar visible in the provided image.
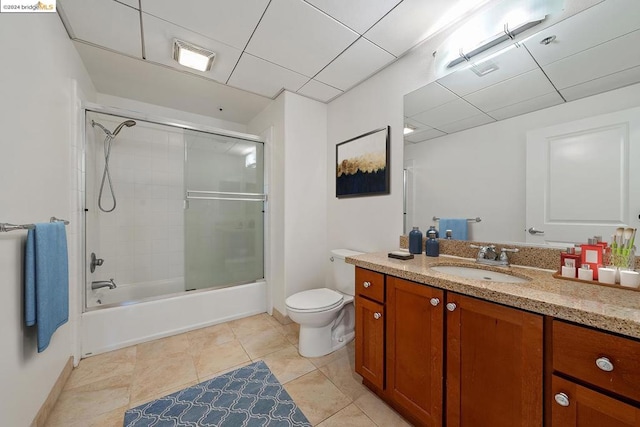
[432,216,481,222]
[0,217,69,233]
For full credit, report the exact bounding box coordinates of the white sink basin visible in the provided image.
[431,266,529,283]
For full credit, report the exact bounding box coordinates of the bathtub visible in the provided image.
[81,280,267,357]
[86,278,186,308]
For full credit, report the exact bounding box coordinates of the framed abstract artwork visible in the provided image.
[336,126,390,198]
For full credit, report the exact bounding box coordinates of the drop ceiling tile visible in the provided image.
[560,66,640,102]
[305,0,402,33]
[142,13,241,84]
[297,79,343,102]
[412,98,483,128]
[437,46,538,97]
[227,53,309,98]
[437,113,494,134]
[542,29,640,90]
[59,0,142,57]
[245,0,359,77]
[404,82,459,117]
[315,38,395,91]
[115,0,138,9]
[487,92,564,121]
[524,0,640,66]
[464,68,556,113]
[140,0,270,49]
[404,127,446,143]
[364,0,484,56]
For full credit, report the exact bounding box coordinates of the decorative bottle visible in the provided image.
[428,225,439,239]
[409,227,423,254]
[426,230,439,257]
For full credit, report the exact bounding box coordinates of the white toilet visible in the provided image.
[285,248,363,358]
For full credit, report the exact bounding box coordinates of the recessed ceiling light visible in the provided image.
[173,39,216,72]
[404,125,416,135]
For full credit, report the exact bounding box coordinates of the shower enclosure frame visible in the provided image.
[80,102,268,313]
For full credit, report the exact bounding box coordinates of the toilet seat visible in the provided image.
[286,288,344,312]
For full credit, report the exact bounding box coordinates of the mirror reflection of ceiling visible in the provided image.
[404,0,640,144]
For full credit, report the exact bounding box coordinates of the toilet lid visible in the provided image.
[286,288,344,311]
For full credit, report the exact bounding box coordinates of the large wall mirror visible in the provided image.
[403,0,640,246]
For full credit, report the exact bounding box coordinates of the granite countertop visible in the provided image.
[346,252,640,340]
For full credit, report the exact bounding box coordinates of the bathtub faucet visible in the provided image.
[91,279,117,290]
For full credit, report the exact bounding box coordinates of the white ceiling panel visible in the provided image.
[404,82,458,117]
[245,0,359,77]
[140,0,270,50]
[227,53,309,98]
[437,113,495,134]
[542,29,640,90]
[297,79,343,102]
[413,98,482,128]
[560,65,640,102]
[464,68,557,113]
[487,91,564,121]
[304,0,402,34]
[142,14,241,84]
[364,0,488,56]
[405,127,446,143]
[437,46,539,97]
[59,0,142,57]
[524,0,640,67]
[74,42,271,124]
[315,38,395,91]
[115,0,138,9]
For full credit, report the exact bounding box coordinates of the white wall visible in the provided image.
[405,82,640,244]
[0,13,95,427]
[249,92,327,314]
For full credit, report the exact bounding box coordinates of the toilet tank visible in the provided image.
[330,249,364,296]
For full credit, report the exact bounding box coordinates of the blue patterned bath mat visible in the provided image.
[123,360,311,427]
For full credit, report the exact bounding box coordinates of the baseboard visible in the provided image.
[31,356,73,427]
[272,307,292,325]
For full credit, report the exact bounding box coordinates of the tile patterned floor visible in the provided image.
[45,313,411,426]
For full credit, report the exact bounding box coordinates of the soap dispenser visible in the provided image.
[409,226,423,254]
[426,230,439,257]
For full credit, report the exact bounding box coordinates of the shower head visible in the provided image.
[112,120,136,136]
[91,119,136,137]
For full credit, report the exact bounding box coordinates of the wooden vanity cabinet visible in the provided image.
[386,276,444,426]
[445,293,544,427]
[549,320,640,427]
[354,267,385,390]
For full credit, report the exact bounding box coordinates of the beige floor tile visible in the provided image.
[196,360,257,383]
[284,370,351,425]
[239,327,291,359]
[128,379,198,409]
[184,322,235,351]
[191,338,250,380]
[228,313,276,338]
[130,351,197,403]
[319,354,367,401]
[136,333,190,362]
[65,346,136,390]
[307,345,349,368]
[316,403,376,427]
[261,346,317,384]
[46,374,132,426]
[354,389,412,427]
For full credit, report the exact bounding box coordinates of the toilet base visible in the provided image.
[297,304,354,358]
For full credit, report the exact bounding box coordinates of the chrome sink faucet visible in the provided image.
[91,278,117,290]
[470,244,519,266]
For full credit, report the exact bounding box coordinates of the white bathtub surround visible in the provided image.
[81,280,267,356]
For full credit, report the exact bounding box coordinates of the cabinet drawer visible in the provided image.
[553,320,640,402]
[355,267,385,303]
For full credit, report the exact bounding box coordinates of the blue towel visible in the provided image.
[439,218,468,240]
[25,222,69,353]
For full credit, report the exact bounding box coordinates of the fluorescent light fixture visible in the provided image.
[173,39,216,72]
[446,17,544,69]
[404,125,416,135]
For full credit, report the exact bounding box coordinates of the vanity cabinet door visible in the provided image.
[355,295,385,390]
[551,375,640,427]
[446,293,543,427]
[386,277,444,426]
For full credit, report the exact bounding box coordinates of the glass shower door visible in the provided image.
[184,130,265,291]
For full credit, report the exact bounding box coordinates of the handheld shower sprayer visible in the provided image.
[91,119,137,212]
